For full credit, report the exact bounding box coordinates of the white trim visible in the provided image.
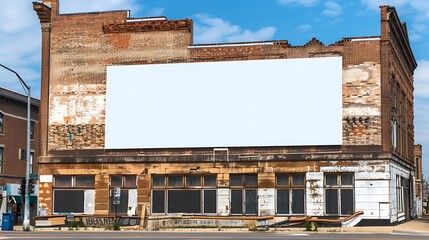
[0,144,4,148]
[188,42,275,49]
[126,17,166,22]
[2,112,38,122]
[350,37,381,42]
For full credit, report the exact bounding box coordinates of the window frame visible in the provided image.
[151,174,217,215]
[30,121,35,140]
[0,146,3,174]
[109,175,138,215]
[324,173,354,215]
[52,175,96,215]
[276,173,306,215]
[53,175,95,189]
[109,175,137,189]
[229,174,258,215]
[0,112,4,135]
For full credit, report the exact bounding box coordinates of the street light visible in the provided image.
[0,64,32,230]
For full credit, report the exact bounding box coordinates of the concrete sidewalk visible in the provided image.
[392,215,429,235]
[8,216,429,234]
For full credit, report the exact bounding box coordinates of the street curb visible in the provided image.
[393,230,429,236]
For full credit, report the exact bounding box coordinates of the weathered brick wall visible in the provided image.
[42,1,387,153]
[38,159,388,215]
[47,9,192,150]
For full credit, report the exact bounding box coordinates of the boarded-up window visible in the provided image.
[168,190,200,213]
[54,190,84,213]
[53,175,96,214]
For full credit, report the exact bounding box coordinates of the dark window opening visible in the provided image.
[110,189,129,215]
[326,189,338,214]
[231,190,243,214]
[151,174,217,215]
[168,190,200,213]
[0,112,4,134]
[276,174,305,215]
[30,121,35,140]
[75,175,95,187]
[152,190,165,213]
[168,175,183,187]
[186,175,201,187]
[110,175,137,188]
[152,175,165,187]
[54,176,72,187]
[0,147,3,174]
[325,173,354,215]
[277,190,290,214]
[204,190,216,214]
[54,190,84,213]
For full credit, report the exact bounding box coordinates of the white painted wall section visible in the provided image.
[217,189,230,216]
[258,189,275,216]
[84,190,95,215]
[306,172,324,216]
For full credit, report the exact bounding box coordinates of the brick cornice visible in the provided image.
[103,19,193,34]
[33,2,51,23]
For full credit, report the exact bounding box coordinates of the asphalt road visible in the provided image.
[0,231,428,240]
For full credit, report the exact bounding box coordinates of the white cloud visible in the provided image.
[59,0,140,14]
[414,59,429,175]
[0,0,35,33]
[361,0,429,42]
[0,0,41,97]
[194,14,276,44]
[277,0,320,7]
[297,24,312,32]
[360,0,409,10]
[323,1,342,17]
[414,60,429,100]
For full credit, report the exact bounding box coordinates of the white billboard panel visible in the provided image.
[105,57,342,149]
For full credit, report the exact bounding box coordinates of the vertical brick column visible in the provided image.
[95,174,109,215]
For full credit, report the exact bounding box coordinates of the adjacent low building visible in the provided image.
[33,0,418,228]
[0,87,40,224]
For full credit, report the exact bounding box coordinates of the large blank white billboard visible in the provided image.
[105,57,342,149]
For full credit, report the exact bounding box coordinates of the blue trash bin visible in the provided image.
[1,213,15,231]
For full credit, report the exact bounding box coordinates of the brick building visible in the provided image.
[33,0,417,228]
[414,144,423,216]
[0,87,40,222]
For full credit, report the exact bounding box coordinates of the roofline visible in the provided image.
[189,40,289,49]
[0,87,40,107]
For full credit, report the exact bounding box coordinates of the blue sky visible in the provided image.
[0,0,428,175]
